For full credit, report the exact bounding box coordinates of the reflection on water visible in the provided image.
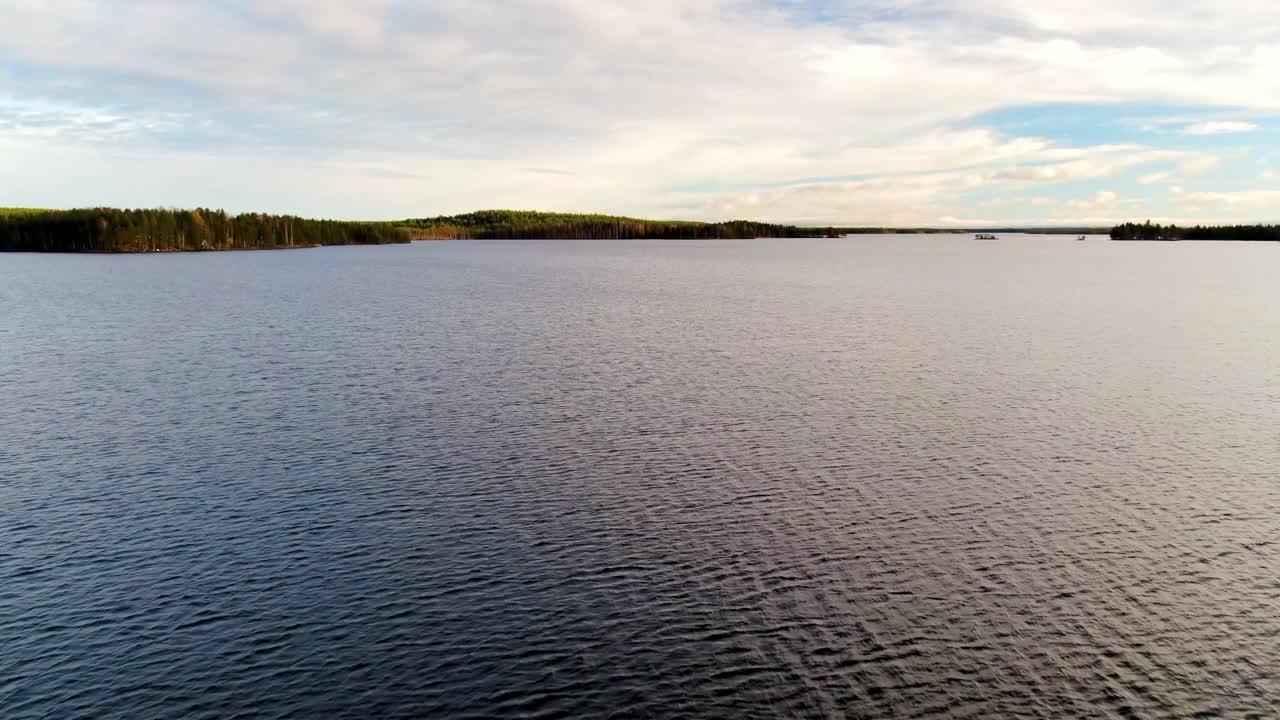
[2,237,1278,718]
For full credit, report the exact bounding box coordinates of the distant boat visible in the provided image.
[974,233,997,240]
[1076,235,1086,241]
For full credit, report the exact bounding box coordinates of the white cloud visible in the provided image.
[936,213,1254,227]
[900,0,1277,40]
[1069,190,1119,209]
[1137,171,1172,184]
[676,146,1177,224]
[1180,155,1222,174]
[978,195,1058,209]
[1172,188,1280,208]
[0,0,1279,221]
[1182,120,1260,135]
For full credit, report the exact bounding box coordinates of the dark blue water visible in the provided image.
[2,237,1278,718]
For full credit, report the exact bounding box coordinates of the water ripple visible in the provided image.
[2,238,1278,718]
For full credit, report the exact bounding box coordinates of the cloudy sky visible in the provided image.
[3,0,1279,226]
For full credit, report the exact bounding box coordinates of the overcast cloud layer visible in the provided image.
[2,0,1279,225]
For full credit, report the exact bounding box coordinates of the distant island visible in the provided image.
[403,210,852,241]
[1111,222,1280,242]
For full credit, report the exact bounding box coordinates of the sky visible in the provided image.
[3,0,1280,226]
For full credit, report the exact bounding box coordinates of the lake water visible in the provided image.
[2,236,1278,719]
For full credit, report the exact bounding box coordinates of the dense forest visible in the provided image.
[2,207,850,252]
[1111,222,1280,241]
[0,208,410,253]
[2,206,1121,253]
[404,210,850,239]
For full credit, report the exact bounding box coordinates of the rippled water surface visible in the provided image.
[3,237,1278,719]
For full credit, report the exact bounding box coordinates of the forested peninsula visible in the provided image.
[1111,222,1280,241]
[404,210,849,240]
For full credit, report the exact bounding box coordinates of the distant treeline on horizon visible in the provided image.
[12,207,1275,253]
[1110,222,1280,242]
[0,207,866,252]
[0,208,409,253]
[404,210,849,240]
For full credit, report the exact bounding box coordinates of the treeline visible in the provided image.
[1111,222,1280,242]
[0,208,410,253]
[9,206,1109,251]
[405,210,848,239]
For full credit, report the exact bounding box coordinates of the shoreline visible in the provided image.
[11,208,1278,250]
